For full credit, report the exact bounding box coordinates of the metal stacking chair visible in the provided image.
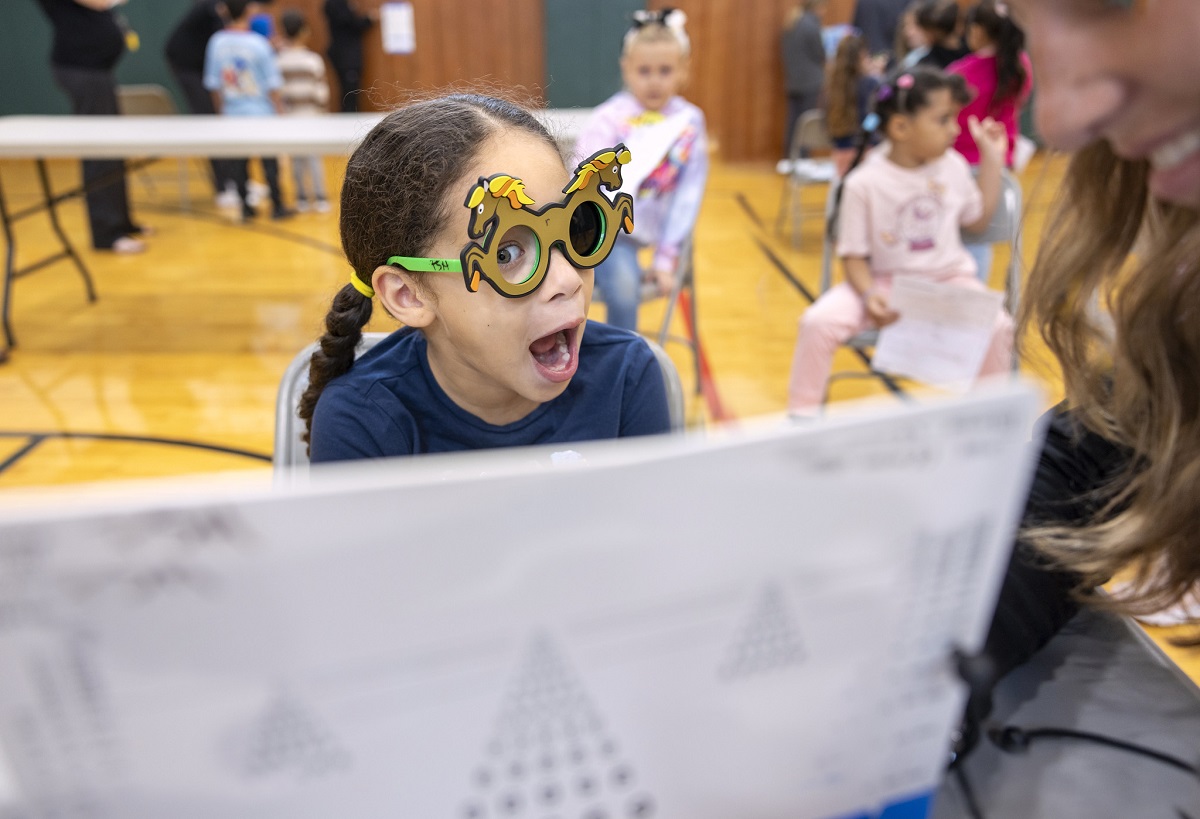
[116,84,196,208]
[774,109,835,248]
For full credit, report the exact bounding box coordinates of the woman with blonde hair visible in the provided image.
[985,0,1200,687]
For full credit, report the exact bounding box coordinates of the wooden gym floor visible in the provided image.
[0,149,1197,678]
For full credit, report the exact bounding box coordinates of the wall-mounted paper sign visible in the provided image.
[381,2,415,55]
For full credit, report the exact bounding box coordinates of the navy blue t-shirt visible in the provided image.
[310,322,671,462]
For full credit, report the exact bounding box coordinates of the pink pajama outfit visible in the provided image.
[787,150,1014,414]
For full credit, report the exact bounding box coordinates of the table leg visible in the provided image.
[35,159,96,303]
[0,169,14,361]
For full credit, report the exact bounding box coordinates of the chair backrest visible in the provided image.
[273,331,686,474]
[789,109,832,161]
[116,84,180,117]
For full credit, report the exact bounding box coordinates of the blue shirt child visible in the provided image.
[203,29,281,116]
[311,323,672,462]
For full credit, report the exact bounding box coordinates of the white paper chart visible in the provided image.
[872,277,1005,392]
[0,385,1043,819]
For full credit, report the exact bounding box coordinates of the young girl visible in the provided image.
[786,67,1014,417]
[278,9,332,212]
[571,8,709,332]
[948,0,1031,281]
[299,94,672,462]
[912,0,968,70]
[948,1,1030,168]
[895,2,930,71]
[825,34,884,178]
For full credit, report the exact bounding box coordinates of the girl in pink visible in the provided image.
[948,0,1031,280]
[786,67,1014,417]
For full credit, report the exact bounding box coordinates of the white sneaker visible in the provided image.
[110,235,146,254]
[247,180,270,207]
[314,199,332,213]
[214,188,240,210]
[295,199,311,213]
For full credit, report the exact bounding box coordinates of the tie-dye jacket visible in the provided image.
[572,91,709,273]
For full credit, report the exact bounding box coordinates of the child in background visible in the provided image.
[278,9,331,213]
[204,0,293,221]
[572,8,709,332]
[824,34,884,178]
[301,95,672,461]
[948,0,1031,280]
[895,3,930,70]
[787,68,1013,417]
[912,0,968,69]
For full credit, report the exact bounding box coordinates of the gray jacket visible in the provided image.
[781,13,826,96]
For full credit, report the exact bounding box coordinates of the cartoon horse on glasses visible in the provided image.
[459,144,636,297]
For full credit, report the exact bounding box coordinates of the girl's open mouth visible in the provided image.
[528,324,581,382]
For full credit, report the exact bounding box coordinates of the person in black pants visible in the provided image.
[36,0,147,253]
[323,0,374,113]
[165,0,234,199]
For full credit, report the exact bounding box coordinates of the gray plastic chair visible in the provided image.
[273,332,686,475]
[592,235,702,396]
[116,84,195,208]
[774,109,835,248]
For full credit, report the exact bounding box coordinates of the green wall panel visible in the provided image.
[543,0,642,108]
[2,0,193,116]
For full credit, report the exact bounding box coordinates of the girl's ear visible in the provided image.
[373,265,435,328]
[888,113,912,143]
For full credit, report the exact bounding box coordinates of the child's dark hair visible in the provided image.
[913,0,959,42]
[829,67,970,238]
[297,95,560,451]
[281,8,306,40]
[221,0,253,22]
[965,0,1027,107]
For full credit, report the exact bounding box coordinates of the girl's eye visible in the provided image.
[496,241,524,267]
[494,224,540,284]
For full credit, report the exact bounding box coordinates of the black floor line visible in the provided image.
[132,200,344,256]
[751,233,818,305]
[0,430,271,477]
[0,435,46,475]
[735,192,763,230]
[749,232,908,399]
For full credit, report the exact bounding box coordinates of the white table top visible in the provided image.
[0,109,593,159]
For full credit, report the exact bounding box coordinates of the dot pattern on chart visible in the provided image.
[461,633,656,819]
[717,583,806,680]
[238,690,350,779]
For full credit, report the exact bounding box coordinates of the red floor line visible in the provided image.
[676,290,736,425]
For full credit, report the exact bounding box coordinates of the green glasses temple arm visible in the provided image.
[387,255,463,273]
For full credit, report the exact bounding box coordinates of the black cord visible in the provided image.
[988,724,1200,778]
[954,764,986,819]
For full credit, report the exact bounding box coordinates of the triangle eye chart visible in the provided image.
[232,689,350,780]
[717,582,806,681]
[461,632,656,819]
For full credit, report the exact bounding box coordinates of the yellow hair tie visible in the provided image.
[349,273,375,298]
